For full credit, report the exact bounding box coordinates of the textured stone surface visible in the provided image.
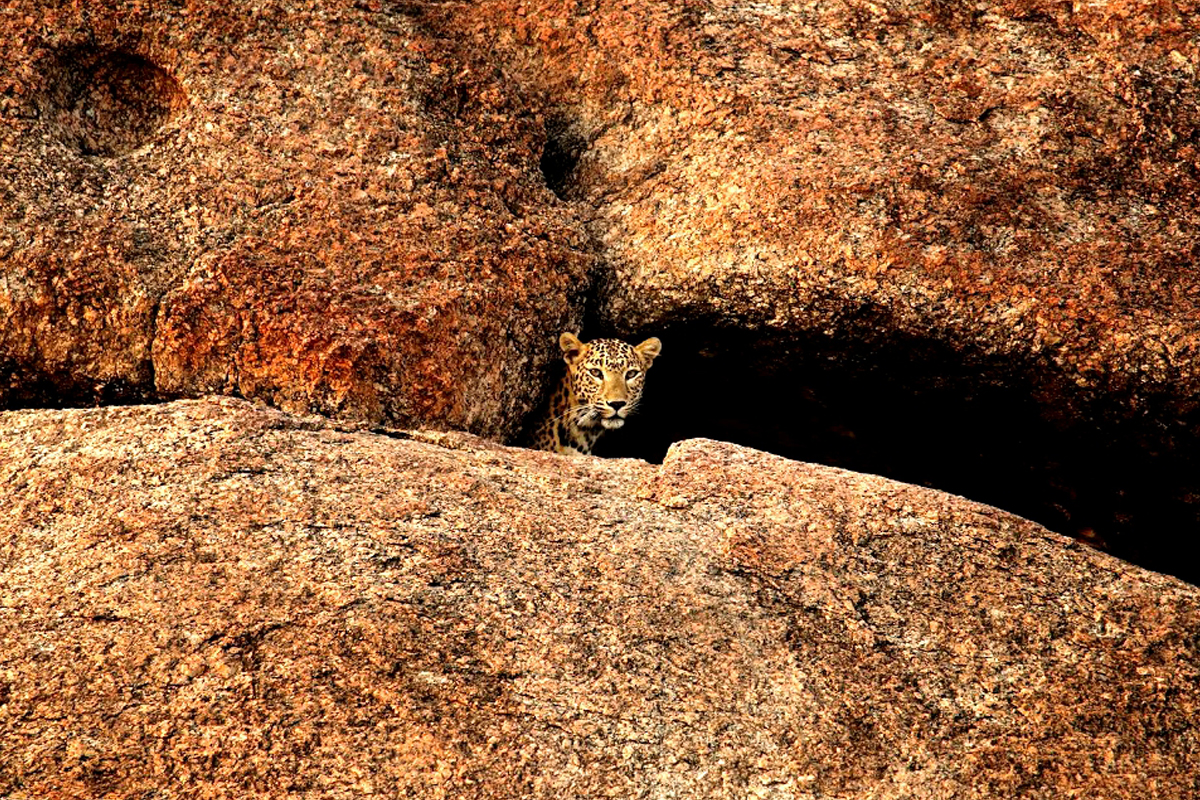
[437,0,1200,376]
[0,1,591,437]
[427,0,1200,577]
[2,398,1198,798]
[4,2,1200,577]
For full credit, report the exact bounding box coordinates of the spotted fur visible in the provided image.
[532,332,662,456]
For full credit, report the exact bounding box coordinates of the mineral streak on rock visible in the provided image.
[1,398,1198,797]
[0,1,593,439]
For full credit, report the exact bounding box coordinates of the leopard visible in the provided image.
[530,331,662,456]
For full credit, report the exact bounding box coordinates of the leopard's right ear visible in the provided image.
[559,332,585,365]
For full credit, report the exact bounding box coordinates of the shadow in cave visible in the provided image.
[0,358,153,411]
[589,324,1200,587]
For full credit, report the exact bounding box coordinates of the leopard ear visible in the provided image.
[559,332,585,365]
[634,336,662,367]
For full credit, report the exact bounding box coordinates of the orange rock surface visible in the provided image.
[439,0,1200,386]
[2,398,1197,798]
[1,1,592,438]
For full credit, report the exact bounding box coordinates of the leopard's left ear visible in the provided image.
[634,336,662,367]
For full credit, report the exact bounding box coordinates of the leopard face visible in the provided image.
[562,333,661,432]
[531,332,662,456]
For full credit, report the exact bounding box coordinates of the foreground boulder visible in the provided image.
[2,398,1197,798]
[0,0,591,437]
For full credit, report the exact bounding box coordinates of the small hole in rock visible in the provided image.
[587,325,1200,587]
[539,116,585,199]
[37,45,185,157]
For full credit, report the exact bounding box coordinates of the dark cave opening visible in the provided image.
[586,324,1200,587]
[0,358,153,412]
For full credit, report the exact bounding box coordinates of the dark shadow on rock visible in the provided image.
[36,45,185,157]
[590,322,1200,586]
[0,358,153,411]
[539,114,586,199]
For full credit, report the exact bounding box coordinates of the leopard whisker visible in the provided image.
[548,404,592,425]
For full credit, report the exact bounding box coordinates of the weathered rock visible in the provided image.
[436,0,1200,380]
[0,1,591,438]
[5,0,1200,577]
[2,398,1198,798]
[426,0,1200,578]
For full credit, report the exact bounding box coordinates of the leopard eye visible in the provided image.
[626,369,641,380]
[589,368,603,380]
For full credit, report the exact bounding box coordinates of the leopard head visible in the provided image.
[560,332,662,431]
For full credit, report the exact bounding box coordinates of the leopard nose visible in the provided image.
[608,400,627,412]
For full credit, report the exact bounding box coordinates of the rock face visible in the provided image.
[4,0,1200,575]
[0,1,592,438]
[426,0,1200,578]
[438,0,1200,383]
[2,398,1199,798]
[6,4,1200,795]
